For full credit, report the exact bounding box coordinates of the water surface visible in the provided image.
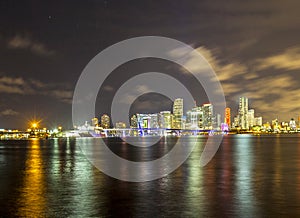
[0,135,300,217]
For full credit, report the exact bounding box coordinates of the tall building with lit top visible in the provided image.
[238,97,249,130]
[225,107,231,128]
[173,98,183,129]
[186,106,203,129]
[101,114,110,129]
[248,109,255,128]
[203,103,214,129]
[159,111,172,128]
[136,113,159,129]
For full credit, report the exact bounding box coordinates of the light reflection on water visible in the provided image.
[16,138,46,217]
[0,135,300,217]
[233,135,258,217]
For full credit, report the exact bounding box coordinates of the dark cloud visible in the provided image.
[0,0,299,128]
[0,109,19,116]
[0,75,72,103]
[7,35,55,56]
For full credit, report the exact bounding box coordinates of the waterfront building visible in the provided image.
[238,97,249,130]
[289,118,297,130]
[263,122,271,131]
[173,98,183,129]
[136,113,159,129]
[216,113,221,130]
[225,107,231,128]
[130,114,138,128]
[233,116,239,128]
[101,114,110,129]
[186,106,203,129]
[203,103,214,129]
[248,109,255,128]
[159,111,172,128]
[91,117,99,127]
[149,114,159,128]
[254,117,263,126]
[272,119,280,132]
[115,122,126,129]
[181,116,186,129]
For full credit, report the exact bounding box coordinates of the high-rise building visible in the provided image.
[203,103,214,129]
[225,107,231,128]
[233,116,239,128]
[91,117,99,127]
[149,114,159,128]
[272,119,280,132]
[238,97,249,130]
[186,106,203,129]
[254,117,263,126]
[136,113,159,129]
[101,114,110,129]
[159,111,172,128]
[216,113,221,130]
[130,114,138,128]
[248,109,255,128]
[173,98,183,129]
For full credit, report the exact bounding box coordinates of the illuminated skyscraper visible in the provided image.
[101,114,110,129]
[238,97,249,130]
[136,113,159,128]
[173,98,183,129]
[225,107,231,128]
[203,103,213,129]
[159,111,172,128]
[186,106,203,129]
[248,109,255,128]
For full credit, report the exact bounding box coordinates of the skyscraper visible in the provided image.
[136,113,159,128]
[101,114,110,129]
[225,107,231,128]
[203,103,214,129]
[186,106,203,129]
[173,98,183,129]
[248,109,255,128]
[159,111,172,128]
[238,97,249,130]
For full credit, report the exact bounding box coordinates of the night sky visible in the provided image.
[1,0,300,129]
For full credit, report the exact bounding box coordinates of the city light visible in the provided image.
[32,123,38,129]
[1,96,300,140]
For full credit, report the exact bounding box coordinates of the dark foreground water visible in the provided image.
[1,135,300,217]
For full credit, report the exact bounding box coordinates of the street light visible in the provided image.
[32,123,37,129]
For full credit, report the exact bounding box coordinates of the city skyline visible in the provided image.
[1,0,300,129]
[90,96,295,131]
